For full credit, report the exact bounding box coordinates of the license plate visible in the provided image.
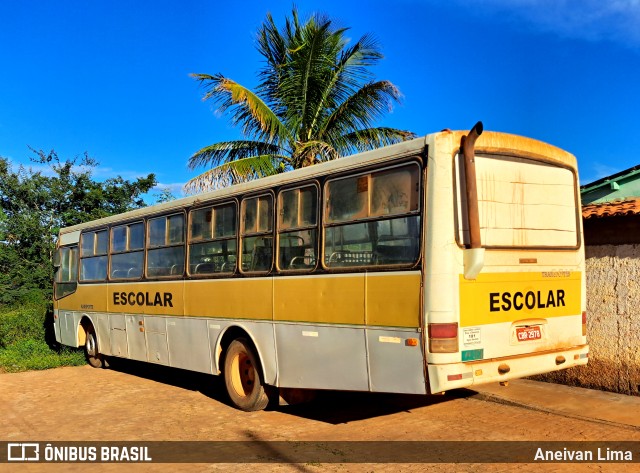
[516,326,542,342]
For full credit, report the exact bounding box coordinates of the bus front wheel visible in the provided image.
[223,338,269,411]
[84,326,106,369]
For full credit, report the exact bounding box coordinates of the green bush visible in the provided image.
[0,303,46,348]
[0,296,85,372]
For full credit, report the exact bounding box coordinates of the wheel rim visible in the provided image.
[86,333,96,357]
[230,352,255,398]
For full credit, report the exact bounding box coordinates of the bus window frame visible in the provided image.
[187,199,239,278]
[109,220,145,282]
[79,227,110,283]
[145,211,187,280]
[275,181,320,273]
[239,191,275,275]
[321,160,423,272]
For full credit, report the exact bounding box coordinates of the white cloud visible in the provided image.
[153,182,188,197]
[592,162,620,178]
[450,0,640,49]
[5,157,189,204]
[580,162,621,185]
[6,158,156,183]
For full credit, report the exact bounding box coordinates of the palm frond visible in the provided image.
[294,22,331,136]
[328,34,384,103]
[307,33,383,135]
[278,18,346,139]
[188,140,286,170]
[191,73,290,143]
[257,9,353,141]
[320,80,403,142]
[333,127,417,156]
[184,154,287,194]
[256,12,288,113]
[292,140,339,167]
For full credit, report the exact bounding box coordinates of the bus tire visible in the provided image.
[223,338,269,411]
[84,326,105,369]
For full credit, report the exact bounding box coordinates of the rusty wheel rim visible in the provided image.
[230,352,255,398]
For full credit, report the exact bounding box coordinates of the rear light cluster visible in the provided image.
[428,322,458,353]
[582,311,587,336]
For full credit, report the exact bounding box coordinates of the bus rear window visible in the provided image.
[455,154,579,248]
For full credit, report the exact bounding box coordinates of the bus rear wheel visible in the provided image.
[84,325,106,369]
[223,338,269,411]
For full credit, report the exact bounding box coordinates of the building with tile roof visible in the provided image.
[552,170,640,396]
[582,198,640,245]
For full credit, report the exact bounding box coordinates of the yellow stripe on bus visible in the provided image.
[58,284,108,312]
[366,272,420,327]
[57,272,421,328]
[273,272,420,327]
[185,279,271,320]
[459,272,581,327]
[274,274,364,325]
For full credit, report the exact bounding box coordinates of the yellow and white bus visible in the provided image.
[53,123,588,411]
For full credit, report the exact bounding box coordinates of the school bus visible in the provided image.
[53,123,588,411]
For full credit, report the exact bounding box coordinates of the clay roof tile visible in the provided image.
[582,198,640,219]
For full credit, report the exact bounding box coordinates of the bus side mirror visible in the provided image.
[53,249,61,269]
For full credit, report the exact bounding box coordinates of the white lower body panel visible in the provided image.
[428,344,589,393]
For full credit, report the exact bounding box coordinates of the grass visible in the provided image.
[0,338,84,372]
[0,296,85,373]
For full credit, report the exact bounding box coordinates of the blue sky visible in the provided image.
[1,0,639,198]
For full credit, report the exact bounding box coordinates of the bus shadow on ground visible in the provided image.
[106,357,228,404]
[107,357,475,424]
[278,389,474,424]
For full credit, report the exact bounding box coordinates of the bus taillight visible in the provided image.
[428,323,459,353]
[582,311,587,336]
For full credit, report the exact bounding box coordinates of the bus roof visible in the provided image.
[59,129,576,235]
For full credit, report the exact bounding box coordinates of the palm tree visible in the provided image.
[186,8,415,192]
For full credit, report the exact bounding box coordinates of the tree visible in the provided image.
[0,150,156,305]
[152,186,178,204]
[187,8,415,192]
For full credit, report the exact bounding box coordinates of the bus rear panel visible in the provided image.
[424,129,587,394]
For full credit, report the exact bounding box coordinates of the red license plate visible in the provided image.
[516,326,542,342]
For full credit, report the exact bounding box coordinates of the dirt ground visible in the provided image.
[2,360,639,472]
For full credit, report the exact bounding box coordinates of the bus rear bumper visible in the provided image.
[427,344,589,394]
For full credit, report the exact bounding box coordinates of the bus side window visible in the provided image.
[277,185,318,272]
[110,222,144,280]
[79,230,108,281]
[323,164,421,269]
[188,202,238,276]
[146,214,185,278]
[240,194,273,274]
